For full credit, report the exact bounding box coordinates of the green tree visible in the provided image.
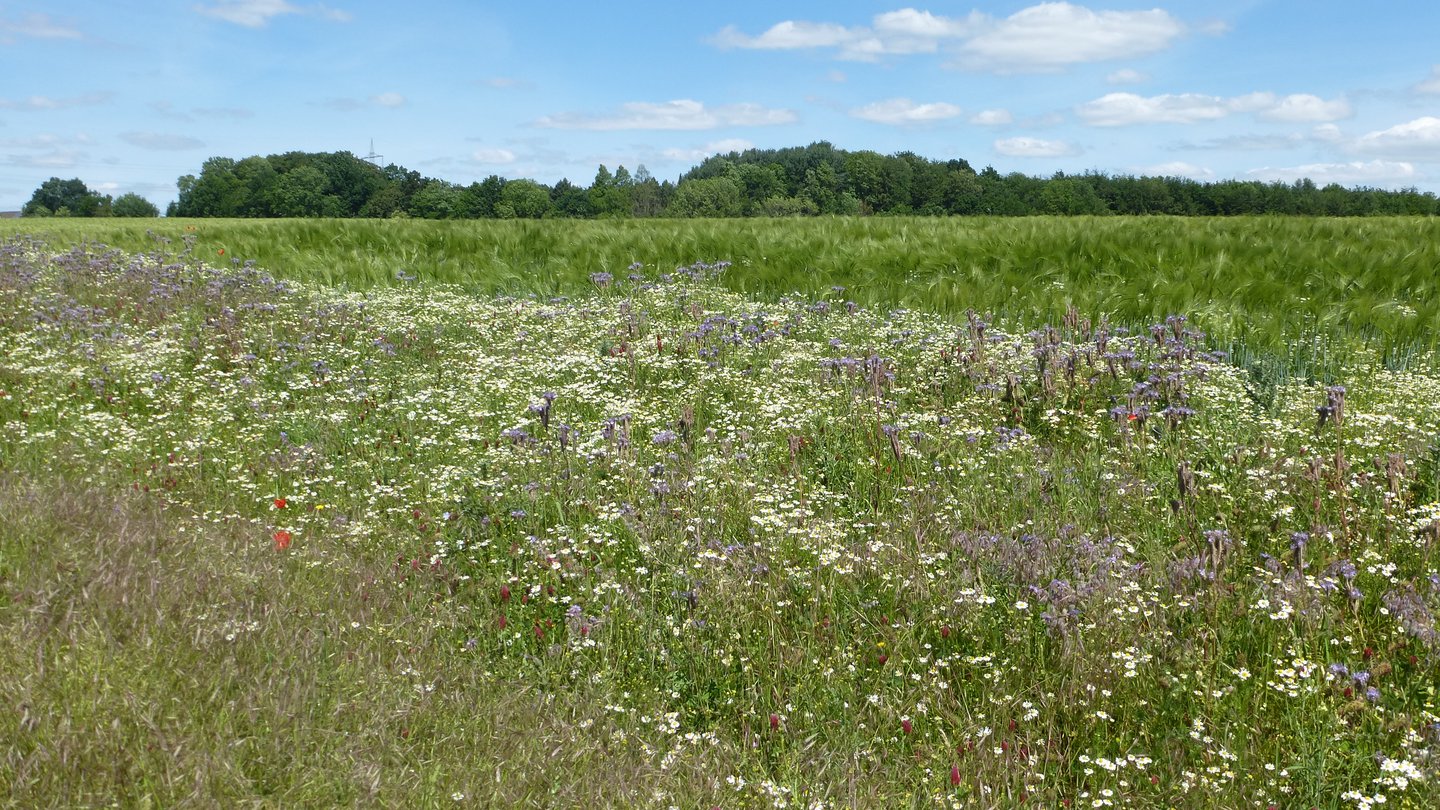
[172,157,246,217]
[550,178,593,218]
[495,179,553,219]
[1040,175,1110,215]
[358,185,407,218]
[23,177,110,217]
[666,177,744,218]
[111,193,159,217]
[266,165,340,217]
[590,164,632,218]
[233,156,277,216]
[732,163,786,215]
[408,180,462,219]
[630,165,664,217]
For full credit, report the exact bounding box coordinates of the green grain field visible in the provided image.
[1,218,1438,808]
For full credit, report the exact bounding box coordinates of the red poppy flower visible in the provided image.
[273,497,287,509]
[273,530,292,551]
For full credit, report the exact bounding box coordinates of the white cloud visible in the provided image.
[872,8,980,39]
[0,12,82,41]
[956,3,1185,73]
[1141,161,1213,180]
[1354,116,1440,159]
[535,100,797,131]
[825,70,847,83]
[371,92,406,108]
[1256,93,1351,123]
[970,109,1013,125]
[1246,160,1417,186]
[194,1,351,28]
[1413,66,1440,95]
[471,147,517,164]
[709,6,985,64]
[121,132,205,150]
[850,98,961,125]
[1077,92,1231,126]
[716,4,1188,70]
[1078,91,1350,126]
[1106,68,1147,85]
[994,136,1076,157]
[713,21,854,50]
[662,138,755,162]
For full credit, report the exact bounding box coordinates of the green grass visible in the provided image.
[6,215,1439,359]
[2,231,1439,807]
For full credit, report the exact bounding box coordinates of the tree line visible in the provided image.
[21,178,159,217]
[22,142,1440,219]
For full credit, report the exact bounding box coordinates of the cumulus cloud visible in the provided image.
[970,109,1013,125]
[957,3,1184,72]
[872,8,978,39]
[661,138,756,162]
[1077,91,1350,126]
[994,136,1076,157]
[713,3,1180,70]
[1412,66,1440,95]
[535,100,797,131]
[121,132,206,150]
[195,0,351,27]
[471,147,517,164]
[0,12,82,41]
[1256,93,1351,123]
[1077,92,1231,125]
[850,98,962,125]
[1353,116,1440,159]
[1245,160,1417,186]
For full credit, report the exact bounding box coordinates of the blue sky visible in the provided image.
[3,1,1439,210]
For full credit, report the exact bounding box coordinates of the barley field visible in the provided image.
[1,221,1437,808]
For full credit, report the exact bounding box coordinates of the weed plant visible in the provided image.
[1,236,1438,807]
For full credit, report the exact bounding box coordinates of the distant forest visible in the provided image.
[22,142,1440,218]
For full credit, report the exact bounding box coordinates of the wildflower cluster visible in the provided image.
[1,236,1438,807]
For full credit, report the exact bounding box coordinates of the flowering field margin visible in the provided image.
[1,236,1439,807]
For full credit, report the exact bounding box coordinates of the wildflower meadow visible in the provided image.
[1,227,1438,808]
